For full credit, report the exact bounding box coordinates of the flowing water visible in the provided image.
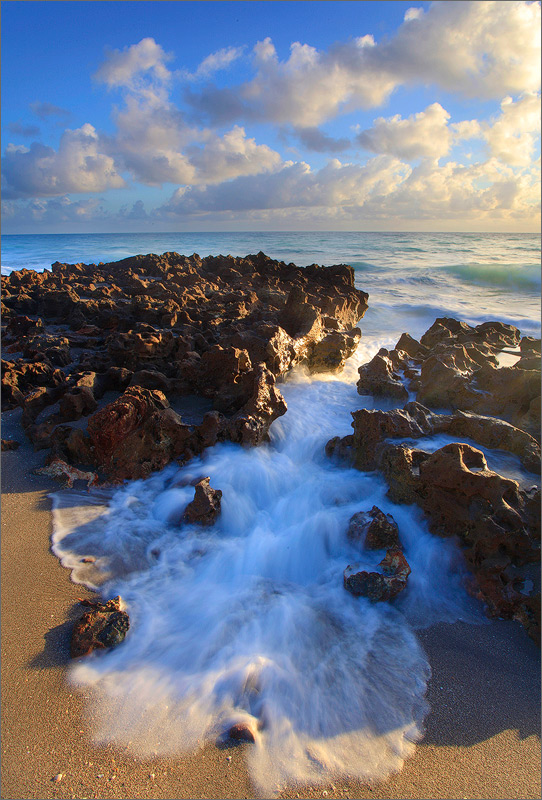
[3,230,540,795]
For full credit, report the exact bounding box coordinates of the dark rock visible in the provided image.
[1,438,20,451]
[183,477,222,526]
[71,596,130,658]
[228,722,256,743]
[347,506,402,550]
[344,548,411,601]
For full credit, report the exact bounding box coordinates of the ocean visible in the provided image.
[3,231,540,794]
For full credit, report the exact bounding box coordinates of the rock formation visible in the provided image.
[2,252,368,480]
[328,317,541,640]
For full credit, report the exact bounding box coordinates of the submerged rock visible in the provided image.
[227,722,257,743]
[71,596,130,658]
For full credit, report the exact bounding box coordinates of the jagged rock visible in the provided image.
[347,506,402,550]
[357,350,409,400]
[183,477,222,526]
[71,596,130,658]
[87,387,191,481]
[58,387,98,422]
[35,458,98,488]
[308,328,361,373]
[344,548,411,601]
[2,252,368,478]
[327,400,540,475]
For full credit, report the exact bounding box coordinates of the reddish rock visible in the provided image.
[347,506,402,550]
[183,477,222,526]
[228,722,256,743]
[71,596,130,658]
[35,458,98,488]
[344,548,411,601]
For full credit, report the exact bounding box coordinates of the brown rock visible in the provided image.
[347,506,402,550]
[71,596,130,658]
[228,722,256,743]
[344,548,411,601]
[183,477,222,526]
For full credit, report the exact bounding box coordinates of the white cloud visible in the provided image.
[185,1,541,128]
[2,124,125,198]
[154,150,539,227]
[187,125,282,183]
[185,46,245,80]
[484,93,541,166]
[93,37,173,89]
[357,103,453,160]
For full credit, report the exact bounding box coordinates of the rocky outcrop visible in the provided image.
[2,252,368,479]
[327,402,541,640]
[355,318,540,439]
[71,596,130,658]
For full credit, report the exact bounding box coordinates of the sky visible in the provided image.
[1,0,540,233]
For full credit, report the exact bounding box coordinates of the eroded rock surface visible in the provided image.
[356,318,540,439]
[328,395,541,638]
[2,252,368,480]
[183,477,222,526]
[71,596,130,658]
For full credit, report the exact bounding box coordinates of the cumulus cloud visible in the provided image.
[93,37,174,89]
[2,124,126,198]
[357,103,453,160]
[1,195,108,227]
[154,150,539,226]
[484,92,541,166]
[184,1,541,128]
[159,155,410,215]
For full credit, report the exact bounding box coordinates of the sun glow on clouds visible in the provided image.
[2,0,540,232]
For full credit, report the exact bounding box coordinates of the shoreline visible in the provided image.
[1,407,540,800]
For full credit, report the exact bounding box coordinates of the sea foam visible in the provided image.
[51,366,483,795]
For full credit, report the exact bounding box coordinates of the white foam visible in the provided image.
[51,369,483,796]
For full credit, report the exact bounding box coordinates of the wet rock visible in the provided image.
[227,722,256,743]
[347,506,402,550]
[183,477,222,526]
[71,596,130,658]
[344,548,411,601]
[87,387,192,482]
[308,328,361,373]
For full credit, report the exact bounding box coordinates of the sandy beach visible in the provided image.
[1,406,540,800]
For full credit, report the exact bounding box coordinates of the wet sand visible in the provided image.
[1,407,540,800]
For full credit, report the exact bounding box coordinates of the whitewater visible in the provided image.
[5,231,539,795]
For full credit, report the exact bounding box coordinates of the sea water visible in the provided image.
[3,231,540,795]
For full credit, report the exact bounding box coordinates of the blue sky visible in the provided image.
[2,1,540,233]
